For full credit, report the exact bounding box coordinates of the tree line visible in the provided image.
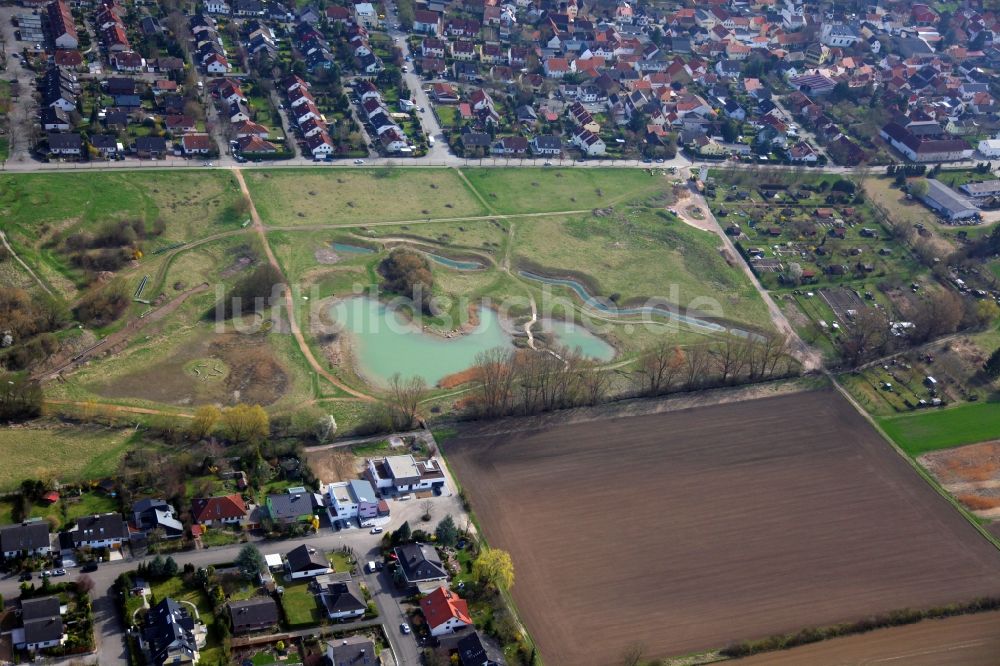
[466,335,795,420]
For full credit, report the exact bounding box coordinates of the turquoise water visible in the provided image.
[518,271,729,333]
[426,253,484,271]
[332,242,375,254]
[331,297,513,386]
[542,319,616,361]
[331,297,616,385]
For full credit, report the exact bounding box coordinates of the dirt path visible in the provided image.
[454,167,496,213]
[44,399,194,418]
[0,230,53,296]
[232,168,374,401]
[682,181,822,371]
[36,283,210,381]
[266,208,597,233]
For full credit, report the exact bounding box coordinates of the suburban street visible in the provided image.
[0,523,423,665]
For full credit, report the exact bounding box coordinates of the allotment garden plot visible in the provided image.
[446,389,1000,665]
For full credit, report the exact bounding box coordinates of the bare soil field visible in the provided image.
[735,610,1000,666]
[93,330,288,407]
[445,390,1000,665]
[920,441,1000,519]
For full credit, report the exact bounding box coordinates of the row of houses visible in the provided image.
[190,13,231,75]
[281,74,334,158]
[357,81,412,154]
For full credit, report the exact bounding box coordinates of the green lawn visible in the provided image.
[461,167,668,214]
[327,550,354,573]
[280,580,320,627]
[244,168,487,227]
[0,425,136,491]
[878,402,1000,456]
[513,209,774,330]
[0,171,246,296]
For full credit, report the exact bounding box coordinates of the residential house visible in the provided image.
[65,512,128,548]
[164,114,197,134]
[531,135,562,156]
[131,499,184,539]
[205,0,230,15]
[413,10,442,35]
[40,107,71,131]
[15,596,64,651]
[544,57,570,78]
[227,597,278,635]
[285,544,332,579]
[181,133,214,155]
[572,128,607,156]
[236,135,279,155]
[420,586,473,637]
[134,136,168,159]
[353,3,378,29]
[0,522,51,559]
[432,83,459,104]
[365,456,445,494]
[305,132,334,158]
[492,136,529,155]
[422,37,445,59]
[46,132,83,156]
[89,134,119,158]
[327,636,377,666]
[47,0,78,49]
[821,23,861,47]
[140,598,205,666]
[266,488,323,524]
[318,574,366,620]
[326,479,385,527]
[394,543,447,586]
[455,631,502,666]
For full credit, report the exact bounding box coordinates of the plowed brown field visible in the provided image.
[446,390,1000,665]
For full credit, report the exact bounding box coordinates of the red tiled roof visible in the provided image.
[191,494,247,523]
[419,586,472,630]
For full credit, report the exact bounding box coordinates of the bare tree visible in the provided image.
[710,337,752,385]
[387,373,428,430]
[471,348,517,417]
[841,307,891,366]
[683,345,713,389]
[633,341,685,395]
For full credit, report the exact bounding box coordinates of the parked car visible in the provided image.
[400,623,411,635]
[354,159,365,165]
[53,569,67,577]
[81,562,98,573]
[370,526,383,534]
[19,571,32,581]
[41,570,52,578]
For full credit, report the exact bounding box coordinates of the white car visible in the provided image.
[400,623,411,635]
[370,526,383,534]
[354,159,365,165]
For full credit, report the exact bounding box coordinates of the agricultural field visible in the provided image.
[736,610,1000,666]
[445,389,1000,665]
[0,423,136,491]
[243,168,488,227]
